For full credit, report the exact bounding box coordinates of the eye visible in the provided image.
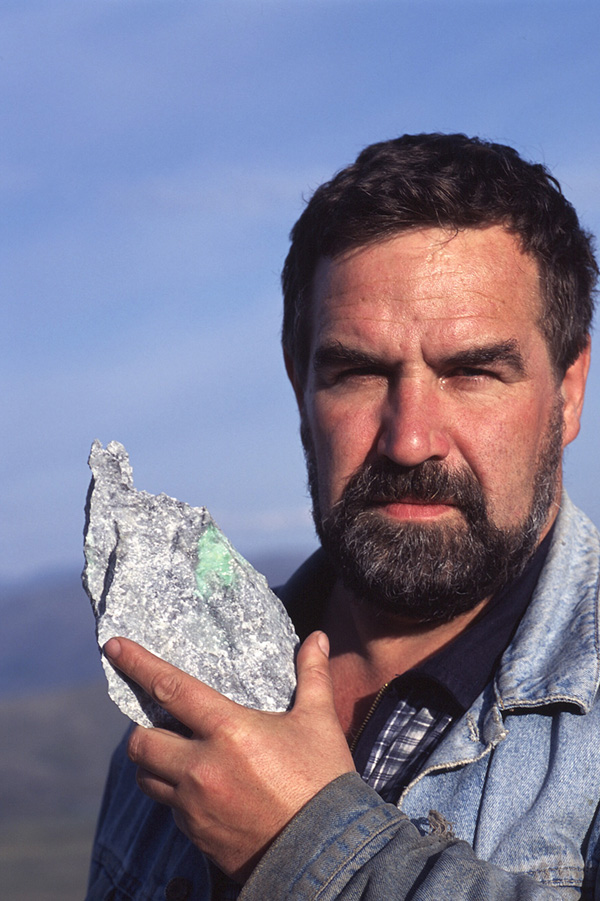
[320,365,388,390]
[339,365,388,382]
[340,365,380,378]
[453,366,493,378]
[443,366,499,389]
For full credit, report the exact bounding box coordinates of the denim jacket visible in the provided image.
[87,494,600,900]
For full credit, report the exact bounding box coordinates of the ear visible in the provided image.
[284,348,306,414]
[561,338,591,448]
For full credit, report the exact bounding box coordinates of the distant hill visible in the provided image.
[0,681,127,820]
[0,549,309,697]
[0,680,128,900]
[0,548,310,818]
[0,550,310,900]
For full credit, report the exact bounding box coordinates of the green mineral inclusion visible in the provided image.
[195,522,238,597]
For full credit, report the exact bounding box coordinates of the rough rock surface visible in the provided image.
[82,440,299,731]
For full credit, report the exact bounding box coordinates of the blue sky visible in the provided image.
[2,0,600,581]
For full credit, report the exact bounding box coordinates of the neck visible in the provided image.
[326,579,489,672]
[324,580,488,739]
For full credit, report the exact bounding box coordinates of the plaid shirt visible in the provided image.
[359,687,456,803]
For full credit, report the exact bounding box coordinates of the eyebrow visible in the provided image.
[443,340,526,375]
[313,339,527,376]
[313,343,383,372]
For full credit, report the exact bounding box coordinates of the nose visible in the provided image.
[376,378,451,467]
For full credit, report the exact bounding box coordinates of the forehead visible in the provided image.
[310,226,544,349]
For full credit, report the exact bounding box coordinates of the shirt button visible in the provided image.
[165,876,193,900]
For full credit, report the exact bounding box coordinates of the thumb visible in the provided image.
[293,630,336,715]
[292,632,355,776]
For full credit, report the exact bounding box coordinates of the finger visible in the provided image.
[104,637,237,734]
[136,765,179,807]
[127,724,186,786]
[292,631,337,715]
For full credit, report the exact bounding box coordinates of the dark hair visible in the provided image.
[282,133,597,381]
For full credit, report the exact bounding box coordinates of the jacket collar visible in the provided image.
[495,492,600,713]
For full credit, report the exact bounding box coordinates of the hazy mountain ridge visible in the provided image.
[0,681,127,821]
[0,549,309,696]
[0,554,310,823]
[0,551,308,899]
[0,568,102,696]
[0,549,308,820]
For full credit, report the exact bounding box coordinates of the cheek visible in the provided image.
[308,399,379,507]
[461,400,559,523]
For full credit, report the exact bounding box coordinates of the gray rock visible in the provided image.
[82,440,299,731]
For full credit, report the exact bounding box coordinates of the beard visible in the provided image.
[302,402,564,624]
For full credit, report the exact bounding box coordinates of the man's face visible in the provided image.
[288,226,588,621]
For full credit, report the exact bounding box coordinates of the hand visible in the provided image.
[104,631,355,882]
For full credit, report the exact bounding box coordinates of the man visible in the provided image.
[88,134,600,900]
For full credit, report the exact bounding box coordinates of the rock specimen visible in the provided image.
[82,440,299,731]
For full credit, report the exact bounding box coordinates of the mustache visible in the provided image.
[331,460,487,523]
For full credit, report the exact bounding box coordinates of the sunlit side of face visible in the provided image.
[288,226,588,544]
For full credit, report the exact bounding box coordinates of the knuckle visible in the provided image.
[302,661,333,693]
[314,666,334,690]
[150,671,181,705]
[135,767,152,794]
[127,728,144,762]
[216,713,252,750]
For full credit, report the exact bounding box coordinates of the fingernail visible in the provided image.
[104,637,122,659]
[316,631,330,657]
